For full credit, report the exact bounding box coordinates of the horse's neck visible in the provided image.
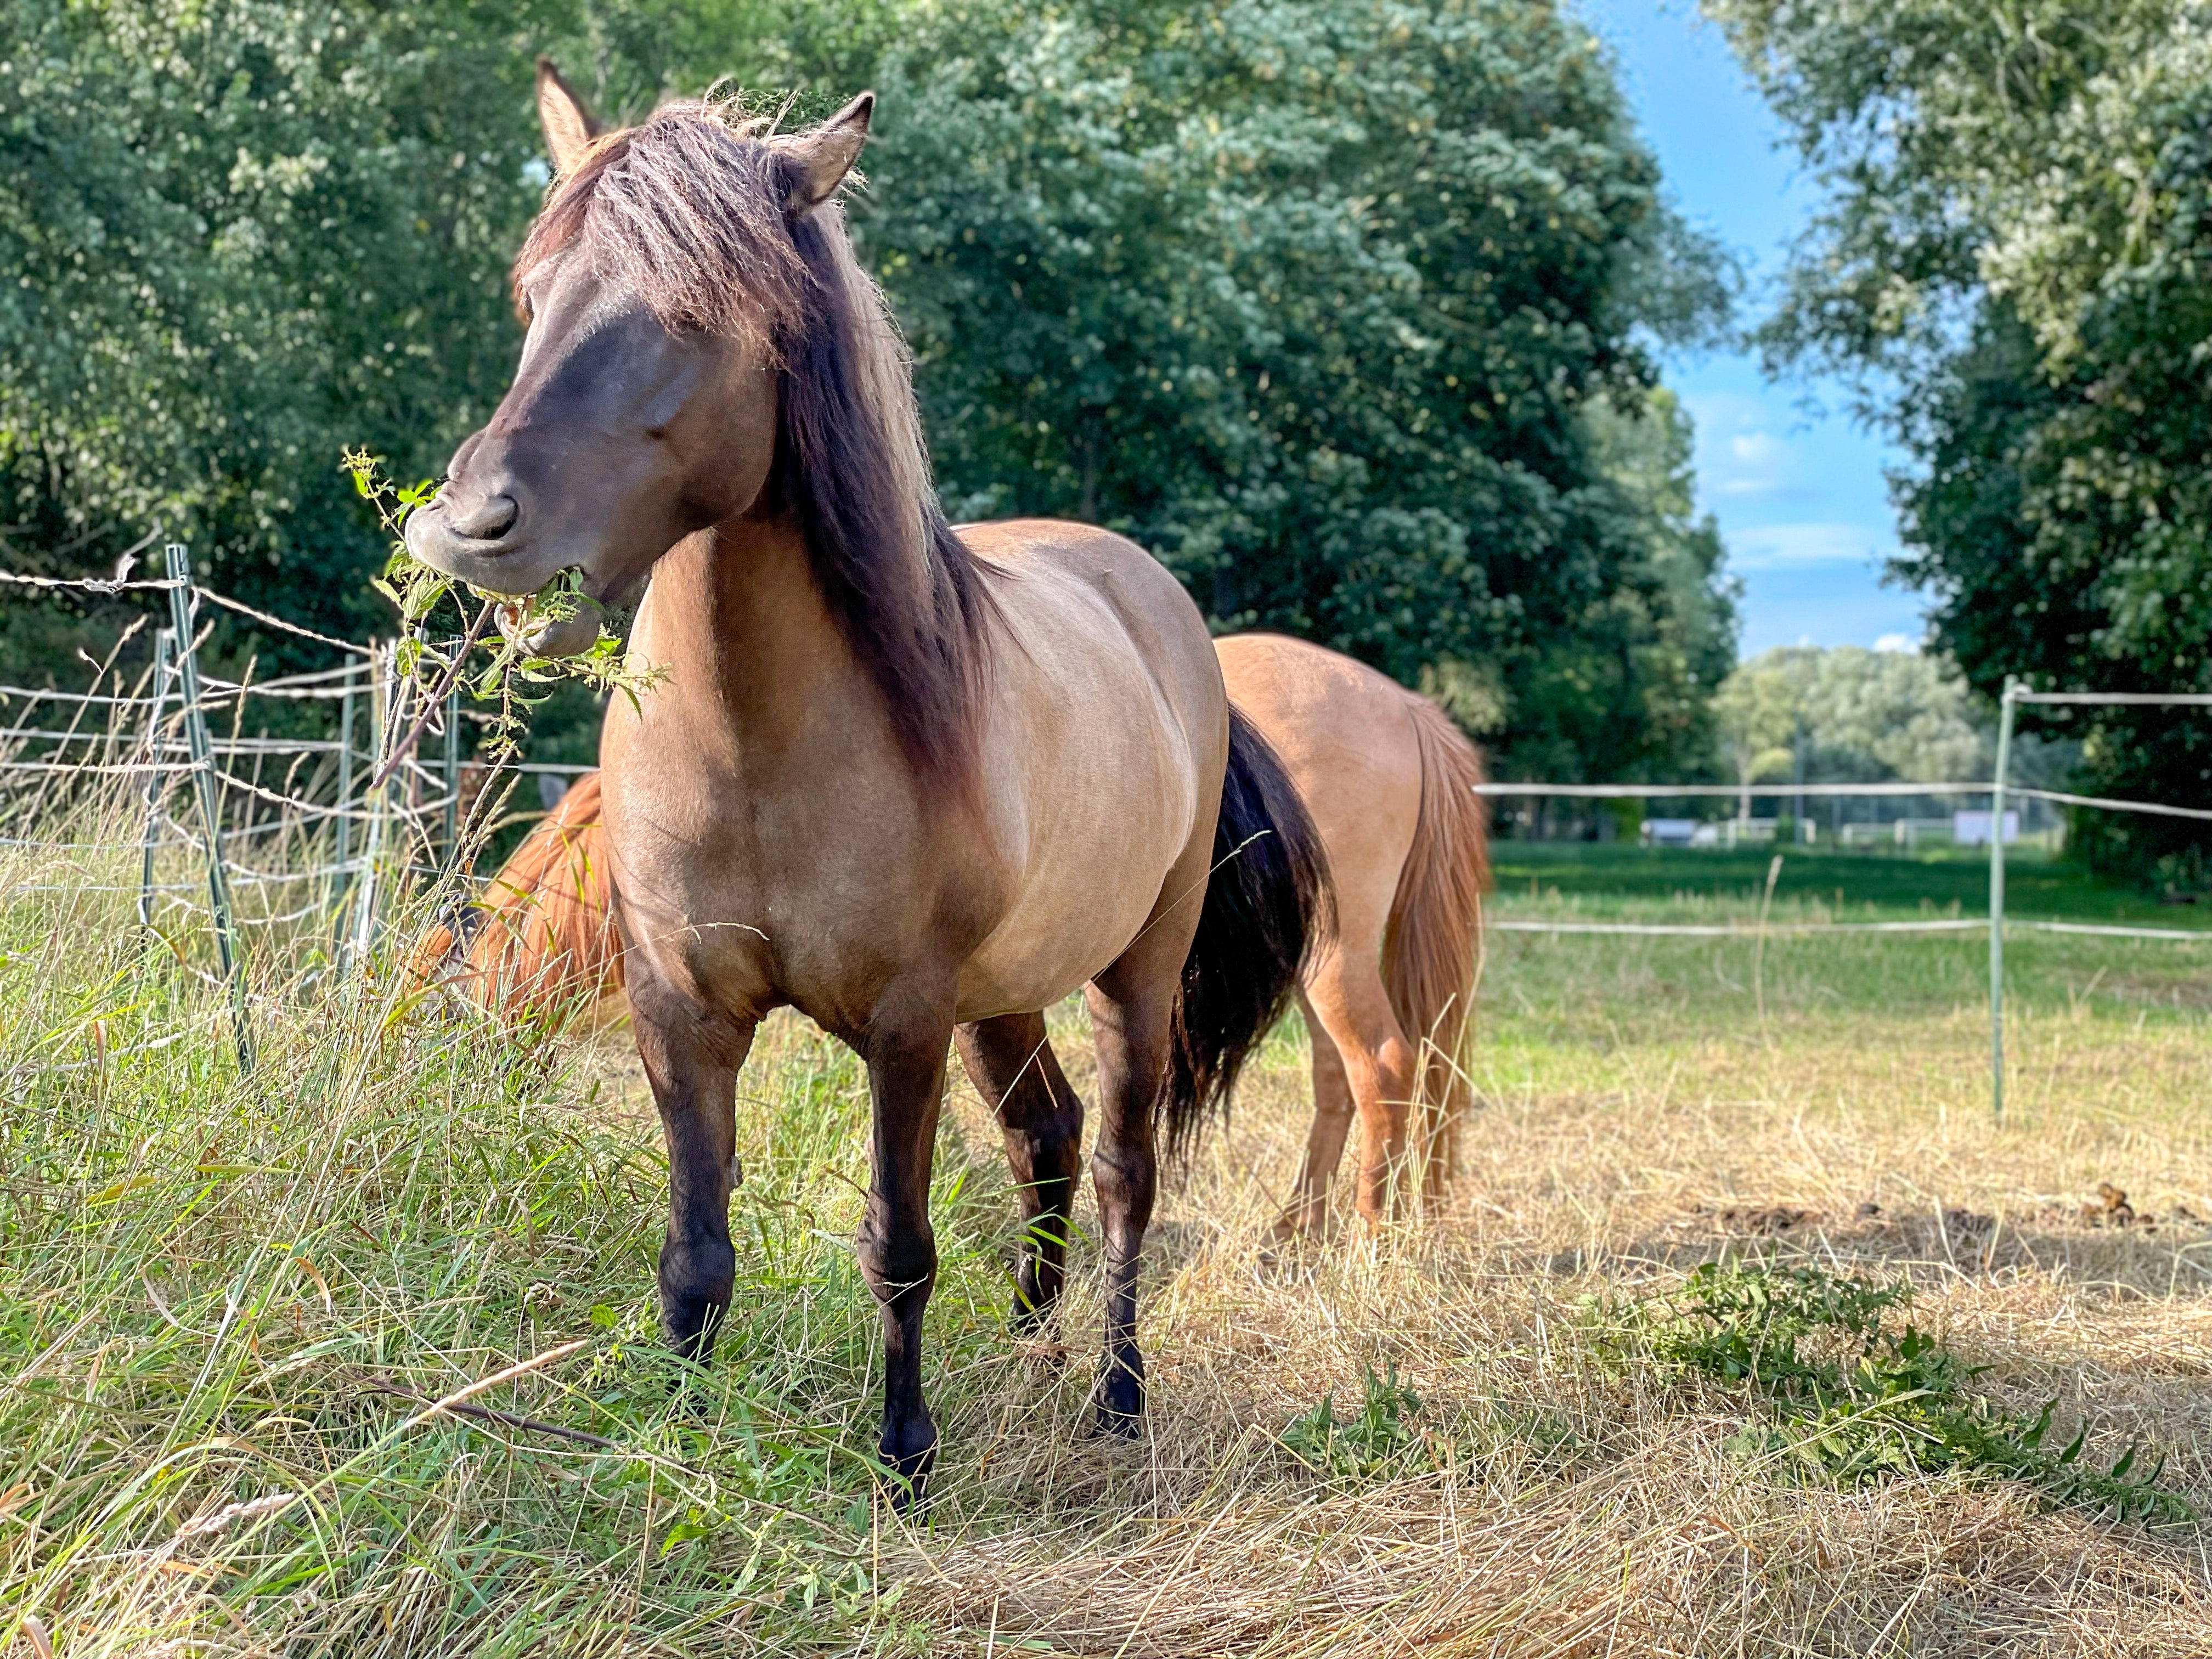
[635,517,861,758]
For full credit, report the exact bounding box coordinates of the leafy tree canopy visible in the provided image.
[1714,645,1989,791]
[857,0,1736,778]
[2,0,1738,782]
[1706,0,2212,875]
[0,0,560,672]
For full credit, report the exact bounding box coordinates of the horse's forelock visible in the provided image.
[514,102,811,351]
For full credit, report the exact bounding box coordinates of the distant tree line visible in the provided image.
[1707,0,2212,883]
[0,0,1737,782]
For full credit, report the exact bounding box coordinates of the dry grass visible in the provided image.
[562,942,2212,1656]
[6,817,2212,1654]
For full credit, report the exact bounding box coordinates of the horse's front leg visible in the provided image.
[856,1003,954,1499]
[635,1009,755,1361]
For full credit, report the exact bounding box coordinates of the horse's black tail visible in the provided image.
[1163,704,1333,1158]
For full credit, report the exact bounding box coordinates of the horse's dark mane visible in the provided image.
[515,99,995,792]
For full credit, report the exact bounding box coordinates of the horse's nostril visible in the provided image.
[451,494,520,543]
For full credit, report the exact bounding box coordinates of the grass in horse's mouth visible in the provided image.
[5,797,2211,1654]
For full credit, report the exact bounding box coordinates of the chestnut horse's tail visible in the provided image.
[409,772,624,1020]
[1382,693,1489,1193]
[1163,705,1332,1158]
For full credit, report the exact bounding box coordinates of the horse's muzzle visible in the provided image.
[404,496,563,599]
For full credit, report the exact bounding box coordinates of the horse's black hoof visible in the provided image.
[658,1241,735,1363]
[878,1426,938,1514]
[1088,1357,1145,1437]
[658,1301,726,1366]
[1091,1398,1143,1438]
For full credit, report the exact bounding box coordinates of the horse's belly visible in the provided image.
[952,626,1207,1017]
[953,823,1184,1020]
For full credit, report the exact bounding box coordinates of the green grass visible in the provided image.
[9,809,2212,1654]
[1491,840,2211,927]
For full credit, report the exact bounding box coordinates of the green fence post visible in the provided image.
[164,544,255,1073]
[137,627,174,932]
[1989,676,2018,1121]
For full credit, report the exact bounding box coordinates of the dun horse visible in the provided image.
[420,635,1488,1232]
[401,70,1328,1493]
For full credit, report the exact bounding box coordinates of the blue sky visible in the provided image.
[1577,0,1929,656]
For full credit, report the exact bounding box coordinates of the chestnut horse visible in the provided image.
[421,635,1488,1231]
[402,72,1327,1494]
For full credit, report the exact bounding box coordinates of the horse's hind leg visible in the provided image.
[1272,990,1354,1239]
[956,1011,1085,1331]
[1082,941,1188,1434]
[1303,949,1417,1221]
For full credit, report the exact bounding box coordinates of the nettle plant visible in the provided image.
[1598,1261,2192,1525]
[343,448,659,762]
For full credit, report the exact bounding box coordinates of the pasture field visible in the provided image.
[5,822,2212,1655]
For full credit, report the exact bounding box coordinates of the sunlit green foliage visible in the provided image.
[1598,1261,2192,1523]
[1706,0,2212,877]
[1714,645,1993,790]
[2,0,1737,778]
[860,0,1736,778]
[0,0,558,671]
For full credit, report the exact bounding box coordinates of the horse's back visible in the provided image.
[951,520,1227,1018]
[1215,633,1423,955]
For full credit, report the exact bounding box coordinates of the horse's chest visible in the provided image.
[611,786,956,1017]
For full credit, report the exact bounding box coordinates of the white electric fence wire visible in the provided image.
[1493,918,2212,942]
[2015,691,2212,706]
[1472,781,1995,798]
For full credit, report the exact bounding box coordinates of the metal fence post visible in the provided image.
[137,627,175,930]
[442,675,461,870]
[1989,677,2018,1121]
[331,663,358,955]
[164,544,254,1073]
[348,641,392,973]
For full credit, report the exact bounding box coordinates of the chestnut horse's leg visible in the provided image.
[1304,956,1418,1220]
[956,1012,1086,1332]
[1274,989,1355,1238]
[635,1013,755,1361]
[856,1009,955,1496]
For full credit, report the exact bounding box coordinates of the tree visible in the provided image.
[857,0,1736,780]
[0,0,558,674]
[1714,644,1991,820]
[2,0,1738,786]
[1704,0,2212,878]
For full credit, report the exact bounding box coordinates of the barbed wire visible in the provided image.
[0,569,183,593]
[188,587,373,656]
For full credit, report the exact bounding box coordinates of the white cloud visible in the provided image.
[1872,633,1919,654]
[1728,522,1894,571]
[1712,430,1797,497]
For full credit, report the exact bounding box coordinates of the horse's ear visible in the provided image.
[778,92,873,213]
[535,57,602,178]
